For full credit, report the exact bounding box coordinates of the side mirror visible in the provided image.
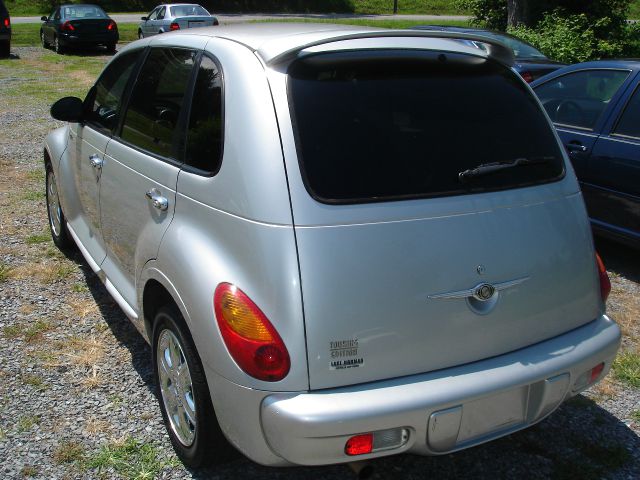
[141,16,148,21]
[41,16,48,21]
[51,96,84,123]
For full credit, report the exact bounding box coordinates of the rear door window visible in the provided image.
[288,50,564,203]
[613,85,640,139]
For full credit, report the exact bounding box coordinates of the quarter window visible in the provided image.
[613,86,640,139]
[535,69,629,129]
[120,48,197,159]
[185,55,223,173]
[85,50,141,132]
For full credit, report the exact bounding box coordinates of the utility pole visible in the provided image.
[393,0,398,14]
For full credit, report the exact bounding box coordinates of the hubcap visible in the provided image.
[157,329,196,446]
[47,170,62,237]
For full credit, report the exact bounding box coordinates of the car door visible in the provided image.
[534,68,632,179]
[62,50,142,267]
[143,7,158,37]
[155,6,167,33]
[586,77,640,240]
[43,8,59,44]
[99,46,200,311]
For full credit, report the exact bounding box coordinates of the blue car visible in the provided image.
[532,60,640,247]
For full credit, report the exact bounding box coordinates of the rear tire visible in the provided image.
[41,31,49,49]
[106,43,116,54]
[152,304,233,468]
[45,165,73,250]
[0,39,9,58]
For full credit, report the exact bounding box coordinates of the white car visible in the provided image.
[138,3,217,38]
[44,24,620,470]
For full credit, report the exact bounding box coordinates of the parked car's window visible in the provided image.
[613,85,640,139]
[288,51,564,203]
[121,48,197,159]
[53,9,60,21]
[85,51,141,133]
[170,5,209,16]
[157,7,166,20]
[63,5,106,19]
[148,8,158,20]
[535,69,629,130]
[185,55,223,173]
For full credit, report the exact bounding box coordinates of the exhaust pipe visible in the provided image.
[348,461,374,479]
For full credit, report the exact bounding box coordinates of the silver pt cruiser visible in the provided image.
[43,24,621,469]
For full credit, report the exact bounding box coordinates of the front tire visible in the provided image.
[53,36,64,54]
[46,165,73,250]
[152,304,232,468]
[138,29,144,39]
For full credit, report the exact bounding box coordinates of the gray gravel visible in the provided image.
[0,47,639,480]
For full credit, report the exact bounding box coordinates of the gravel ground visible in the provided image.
[0,47,639,480]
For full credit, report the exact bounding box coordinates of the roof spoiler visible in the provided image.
[261,30,515,67]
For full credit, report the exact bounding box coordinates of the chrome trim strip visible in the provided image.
[428,276,530,300]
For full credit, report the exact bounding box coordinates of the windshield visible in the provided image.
[63,5,107,18]
[288,50,564,203]
[170,5,209,16]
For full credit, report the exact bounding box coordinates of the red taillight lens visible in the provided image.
[595,252,611,303]
[3,18,9,28]
[107,20,117,31]
[61,21,75,31]
[345,434,373,456]
[214,283,290,381]
[590,362,605,384]
[169,22,180,31]
[521,71,534,83]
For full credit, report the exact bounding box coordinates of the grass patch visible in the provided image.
[11,23,139,47]
[3,324,22,339]
[631,410,640,422]
[21,372,46,390]
[17,414,40,432]
[24,319,53,342]
[25,233,50,245]
[20,465,38,477]
[0,263,10,282]
[85,437,179,479]
[22,190,45,201]
[26,168,46,182]
[612,350,640,388]
[258,17,470,28]
[53,441,85,464]
[353,0,468,15]
[72,282,89,293]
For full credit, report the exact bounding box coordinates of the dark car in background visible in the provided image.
[40,4,118,54]
[410,25,564,83]
[0,0,10,58]
[532,61,640,247]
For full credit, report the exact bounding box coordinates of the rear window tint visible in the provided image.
[288,51,564,204]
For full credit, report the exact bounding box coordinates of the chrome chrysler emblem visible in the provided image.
[428,276,529,301]
[473,283,495,301]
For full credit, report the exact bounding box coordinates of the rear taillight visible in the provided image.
[3,17,9,28]
[596,252,611,303]
[107,20,117,31]
[520,71,534,83]
[61,21,75,31]
[169,22,180,31]
[214,283,290,381]
[345,434,373,456]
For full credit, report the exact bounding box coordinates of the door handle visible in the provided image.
[565,143,587,153]
[89,154,104,169]
[145,188,169,211]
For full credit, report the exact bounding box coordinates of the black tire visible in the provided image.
[0,39,9,58]
[106,43,116,54]
[53,36,64,54]
[152,304,232,468]
[40,31,49,49]
[45,165,74,250]
[138,30,144,39]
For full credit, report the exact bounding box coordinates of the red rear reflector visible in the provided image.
[3,18,9,28]
[214,283,290,381]
[61,21,75,31]
[107,20,116,31]
[169,22,180,31]
[590,362,605,384]
[345,434,373,456]
[595,252,611,302]
[521,71,534,83]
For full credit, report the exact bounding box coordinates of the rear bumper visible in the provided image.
[207,315,620,466]
[59,32,118,46]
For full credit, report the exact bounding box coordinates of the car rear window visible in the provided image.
[288,50,565,204]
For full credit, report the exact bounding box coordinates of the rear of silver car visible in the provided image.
[205,32,620,466]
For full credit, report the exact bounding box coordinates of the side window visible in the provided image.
[613,85,640,139]
[54,9,61,21]
[157,7,166,20]
[120,48,197,159]
[85,50,141,132]
[148,8,158,20]
[535,69,629,130]
[185,55,223,173]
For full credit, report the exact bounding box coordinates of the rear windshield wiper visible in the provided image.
[458,156,555,183]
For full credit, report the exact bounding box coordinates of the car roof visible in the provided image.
[135,23,516,66]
